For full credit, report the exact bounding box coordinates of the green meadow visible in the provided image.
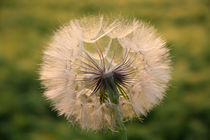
[0,0,209,139]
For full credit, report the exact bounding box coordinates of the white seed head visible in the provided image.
[40,15,171,131]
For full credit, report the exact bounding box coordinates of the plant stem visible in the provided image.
[121,124,127,140]
[104,74,127,140]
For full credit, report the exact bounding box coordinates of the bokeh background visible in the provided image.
[0,0,209,140]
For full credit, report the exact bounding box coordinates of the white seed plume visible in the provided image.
[40,16,171,131]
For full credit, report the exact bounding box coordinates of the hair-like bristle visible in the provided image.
[40,15,171,131]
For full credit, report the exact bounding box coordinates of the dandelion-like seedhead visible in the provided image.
[40,16,171,131]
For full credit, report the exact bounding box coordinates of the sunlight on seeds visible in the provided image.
[40,16,171,135]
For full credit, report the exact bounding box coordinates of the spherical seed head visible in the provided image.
[40,15,171,131]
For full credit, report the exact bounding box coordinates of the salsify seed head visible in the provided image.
[40,15,171,131]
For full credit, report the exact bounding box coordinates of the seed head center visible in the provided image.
[79,49,134,104]
[102,71,113,79]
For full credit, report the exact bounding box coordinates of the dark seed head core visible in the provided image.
[102,71,113,79]
[79,49,135,104]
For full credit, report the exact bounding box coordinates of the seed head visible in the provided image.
[40,15,171,131]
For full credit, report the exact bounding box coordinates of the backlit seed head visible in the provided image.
[40,15,171,131]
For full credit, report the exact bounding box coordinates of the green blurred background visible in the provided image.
[0,0,209,140]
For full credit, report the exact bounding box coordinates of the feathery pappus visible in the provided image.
[40,15,171,131]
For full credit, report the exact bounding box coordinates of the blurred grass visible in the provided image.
[0,0,209,140]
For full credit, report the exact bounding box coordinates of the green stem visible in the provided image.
[113,105,127,140]
[104,76,127,140]
[105,76,119,104]
[121,124,127,140]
